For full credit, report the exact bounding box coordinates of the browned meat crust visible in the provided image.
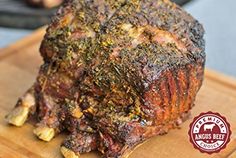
[6,0,205,157]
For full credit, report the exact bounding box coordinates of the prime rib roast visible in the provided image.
[6,0,205,157]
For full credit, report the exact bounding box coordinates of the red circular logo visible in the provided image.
[188,111,231,154]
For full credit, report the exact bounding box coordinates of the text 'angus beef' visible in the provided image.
[6,0,205,157]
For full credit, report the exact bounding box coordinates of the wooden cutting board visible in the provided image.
[0,27,236,158]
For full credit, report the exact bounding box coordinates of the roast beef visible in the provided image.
[6,0,205,157]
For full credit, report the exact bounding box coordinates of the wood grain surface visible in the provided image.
[0,28,236,158]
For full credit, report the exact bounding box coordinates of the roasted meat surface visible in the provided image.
[6,0,205,157]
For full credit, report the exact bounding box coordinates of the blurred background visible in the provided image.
[0,0,235,77]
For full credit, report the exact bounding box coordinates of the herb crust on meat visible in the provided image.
[6,0,205,157]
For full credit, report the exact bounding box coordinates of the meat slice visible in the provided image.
[6,0,205,157]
